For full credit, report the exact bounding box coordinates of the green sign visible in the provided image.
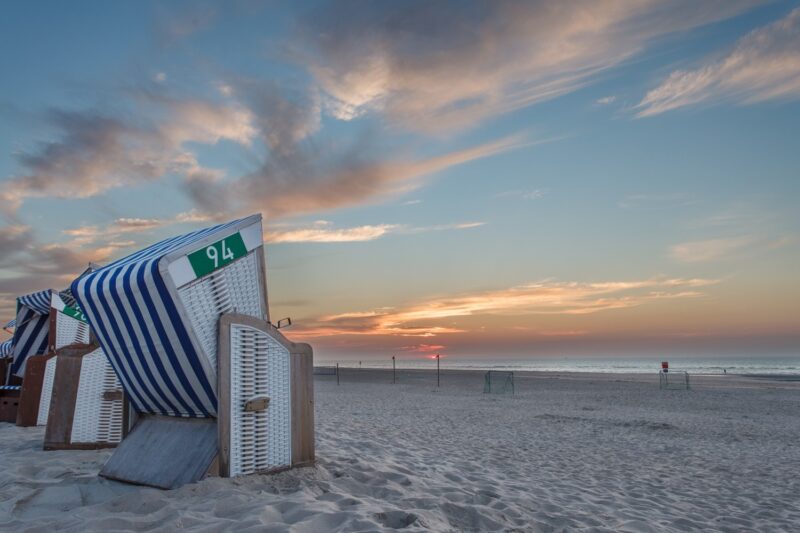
[61,305,88,323]
[188,232,247,278]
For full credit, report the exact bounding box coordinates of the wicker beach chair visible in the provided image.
[9,290,53,379]
[43,344,127,450]
[0,290,53,421]
[72,214,312,488]
[16,291,93,427]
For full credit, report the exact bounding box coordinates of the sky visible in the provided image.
[1,0,799,361]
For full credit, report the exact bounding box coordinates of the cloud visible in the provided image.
[263,220,485,243]
[668,234,796,263]
[296,0,760,133]
[291,277,718,339]
[0,236,118,318]
[637,8,800,117]
[185,130,528,218]
[265,223,399,243]
[618,193,695,209]
[1,98,256,212]
[496,189,546,200]
[0,225,33,265]
[596,96,617,105]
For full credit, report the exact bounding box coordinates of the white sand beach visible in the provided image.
[1,369,799,532]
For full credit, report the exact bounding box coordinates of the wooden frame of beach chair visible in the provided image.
[0,384,20,422]
[216,313,314,478]
[43,344,128,450]
[70,215,278,488]
[16,352,58,427]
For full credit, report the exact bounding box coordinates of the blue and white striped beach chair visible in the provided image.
[72,215,297,488]
[71,214,269,420]
[9,290,53,379]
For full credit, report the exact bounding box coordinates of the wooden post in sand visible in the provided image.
[436,353,440,387]
[392,356,396,384]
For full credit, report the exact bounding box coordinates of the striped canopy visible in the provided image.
[3,318,15,331]
[10,289,54,378]
[0,340,11,357]
[72,215,264,418]
[18,290,52,315]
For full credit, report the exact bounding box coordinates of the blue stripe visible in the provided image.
[0,340,11,356]
[138,260,210,417]
[18,290,52,315]
[4,319,16,329]
[120,261,185,415]
[10,310,48,375]
[150,260,216,414]
[71,271,147,413]
[94,265,163,414]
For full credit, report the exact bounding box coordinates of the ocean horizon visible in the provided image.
[318,356,800,375]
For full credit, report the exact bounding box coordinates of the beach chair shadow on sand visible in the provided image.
[71,214,315,489]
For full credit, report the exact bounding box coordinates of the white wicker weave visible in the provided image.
[229,323,291,477]
[36,356,58,426]
[54,311,90,349]
[178,252,264,376]
[70,348,124,445]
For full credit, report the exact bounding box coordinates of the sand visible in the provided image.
[1,369,799,532]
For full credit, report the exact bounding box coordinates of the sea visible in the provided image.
[320,356,800,375]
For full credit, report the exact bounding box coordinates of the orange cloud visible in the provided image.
[290,277,719,340]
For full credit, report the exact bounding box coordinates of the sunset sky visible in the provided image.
[1,1,798,361]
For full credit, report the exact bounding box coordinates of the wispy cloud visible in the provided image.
[265,223,399,244]
[297,0,760,133]
[637,8,800,117]
[618,193,696,209]
[670,234,794,263]
[670,236,754,262]
[496,189,546,201]
[291,277,718,339]
[1,98,256,212]
[264,220,484,244]
[186,130,529,219]
[62,210,216,248]
[596,96,617,105]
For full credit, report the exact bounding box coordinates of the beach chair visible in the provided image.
[16,292,93,427]
[9,290,53,379]
[0,290,53,421]
[72,214,314,488]
[43,344,127,450]
[0,339,17,422]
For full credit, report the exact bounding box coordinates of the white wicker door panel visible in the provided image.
[229,324,291,477]
[54,313,90,349]
[37,357,58,426]
[70,349,124,444]
[178,252,264,374]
